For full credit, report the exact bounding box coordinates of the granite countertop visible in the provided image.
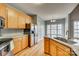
[45,36,79,56]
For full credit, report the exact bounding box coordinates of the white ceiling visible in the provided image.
[8,3,78,20]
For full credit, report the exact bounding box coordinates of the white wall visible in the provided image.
[37,16,45,42]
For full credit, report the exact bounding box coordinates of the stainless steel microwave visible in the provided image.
[0,17,4,28]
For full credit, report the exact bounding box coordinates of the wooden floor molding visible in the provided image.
[15,39,49,56]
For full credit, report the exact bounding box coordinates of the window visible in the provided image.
[46,24,63,38]
[58,24,62,37]
[74,21,79,38]
[51,24,57,38]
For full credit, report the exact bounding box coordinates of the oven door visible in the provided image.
[0,44,10,56]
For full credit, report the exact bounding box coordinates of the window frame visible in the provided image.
[73,21,79,38]
[46,23,63,38]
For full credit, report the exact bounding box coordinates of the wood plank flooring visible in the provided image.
[15,39,49,56]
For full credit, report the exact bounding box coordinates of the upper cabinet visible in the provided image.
[0,4,7,28]
[0,4,7,18]
[7,7,18,28]
[26,15,32,24]
[0,4,32,29]
[17,12,26,29]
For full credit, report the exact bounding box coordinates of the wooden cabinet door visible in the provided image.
[12,38,22,54]
[26,15,32,24]
[7,7,18,28]
[0,4,7,28]
[18,13,26,29]
[44,37,50,54]
[50,40,57,56]
[22,36,28,49]
[57,47,70,56]
[0,4,7,19]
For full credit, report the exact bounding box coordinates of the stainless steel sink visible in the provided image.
[54,37,77,44]
[67,40,77,44]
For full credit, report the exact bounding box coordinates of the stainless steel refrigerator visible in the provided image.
[24,24,38,47]
[30,24,38,46]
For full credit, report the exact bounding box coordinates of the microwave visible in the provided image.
[0,17,4,28]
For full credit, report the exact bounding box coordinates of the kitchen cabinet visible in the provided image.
[44,37,50,54]
[7,7,18,28]
[26,24,31,29]
[57,47,70,56]
[22,36,28,49]
[55,41,71,55]
[12,35,28,54]
[44,37,71,56]
[18,12,26,29]
[12,38,22,54]
[50,39,57,56]
[0,4,7,19]
[26,15,32,24]
[0,4,32,29]
[0,4,7,28]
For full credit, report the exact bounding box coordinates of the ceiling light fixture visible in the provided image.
[51,19,56,22]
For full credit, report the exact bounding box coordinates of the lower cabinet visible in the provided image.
[57,47,70,56]
[12,38,22,54]
[44,37,50,54]
[22,36,28,49]
[44,37,71,56]
[12,35,28,54]
[50,40,56,56]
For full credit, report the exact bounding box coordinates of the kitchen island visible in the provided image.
[44,36,79,56]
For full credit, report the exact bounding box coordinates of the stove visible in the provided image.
[0,38,12,56]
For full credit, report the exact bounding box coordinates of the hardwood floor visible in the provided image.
[15,39,49,56]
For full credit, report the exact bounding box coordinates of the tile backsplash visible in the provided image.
[0,29,24,37]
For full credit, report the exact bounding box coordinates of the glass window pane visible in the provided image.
[58,30,62,34]
[74,25,78,29]
[78,26,79,29]
[51,35,56,38]
[51,30,57,34]
[47,30,50,34]
[74,21,79,38]
[74,22,77,25]
[58,24,62,29]
[51,24,57,29]
[47,24,50,29]
[78,22,79,25]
